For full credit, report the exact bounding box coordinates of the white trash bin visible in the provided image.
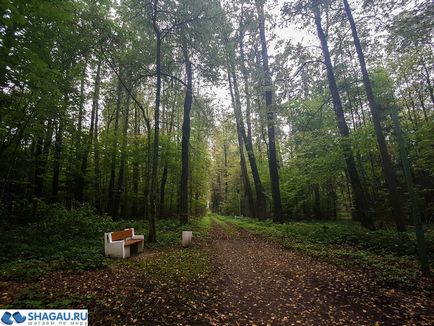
[182,231,192,247]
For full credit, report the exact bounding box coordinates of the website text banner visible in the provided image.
[0,309,88,326]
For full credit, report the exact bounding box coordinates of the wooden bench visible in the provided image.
[104,228,144,258]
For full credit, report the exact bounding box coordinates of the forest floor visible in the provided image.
[1,216,434,325]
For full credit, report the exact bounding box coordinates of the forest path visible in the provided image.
[4,216,433,325]
[209,217,433,325]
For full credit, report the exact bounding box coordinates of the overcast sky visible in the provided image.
[206,0,317,116]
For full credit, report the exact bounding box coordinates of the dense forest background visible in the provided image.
[0,0,433,246]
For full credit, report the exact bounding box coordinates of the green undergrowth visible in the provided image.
[147,214,212,249]
[9,285,96,309]
[218,215,434,288]
[0,202,211,282]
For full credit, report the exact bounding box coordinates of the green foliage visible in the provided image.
[148,215,212,249]
[0,203,211,281]
[10,285,95,309]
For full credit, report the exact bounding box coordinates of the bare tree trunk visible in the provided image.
[75,64,99,203]
[227,59,254,217]
[144,124,152,223]
[223,142,228,202]
[52,118,64,202]
[113,91,130,219]
[343,0,405,231]
[132,101,139,218]
[180,43,193,225]
[314,6,374,229]
[93,64,102,212]
[108,74,122,217]
[159,93,176,218]
[238,24,267,219]
[255,0,283,222]
[148,0,161,241]
[34,120,53,198]
[76,63,86,137]
[390,105,430,275]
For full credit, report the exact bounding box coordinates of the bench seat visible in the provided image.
[104,228,144,258]
[124,239,143,247]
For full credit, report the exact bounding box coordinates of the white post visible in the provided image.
[182,231,192,247]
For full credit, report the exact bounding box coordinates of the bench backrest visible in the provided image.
[111,228,133,241]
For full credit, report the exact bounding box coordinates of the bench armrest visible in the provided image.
[105,239,125,258]
[131,235,144,240]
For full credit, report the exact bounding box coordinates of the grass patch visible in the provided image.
[212,215,238,235]
[219,215,434,288]
[141,247,209,282]
[148,215,212,249]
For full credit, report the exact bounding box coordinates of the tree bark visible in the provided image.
[227,59,254,217]
[238,21,267,220]
[314,6,374,229]
[149,0,161,241]
[52,118,64,202]
[132,100,140,218]
[343,0,405,231]
[93,64,102,212]
[108,74,122,217]
[180,43,193,225]
[255,0,283,222]
[113,91,130,219]
[390,105,430,275]
[34,120,53,198]
[75,64,99,203]
[159,92,176,218]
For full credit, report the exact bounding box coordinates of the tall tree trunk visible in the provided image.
[34,120,53,198]
[223,142,228,202]
[314,6,374,229]
[132,101,139,218]
[108,74,122,217]
[77,63,86,136]
[180,44,193,225]
[52,118,64,202]
[238,23,267,219]
[75,64,99,203]
[343,0,405,231]
[239,7,253,141]
[390,105,430,275]
[227,59,255,217]
[255,0,283,222]
[159,164,168,218]
[160,88,177,218]
[93,64,102,212]
[113,92,130,219]
[149,0,161,241]
[34,136,45,198]
[144,124,152,223]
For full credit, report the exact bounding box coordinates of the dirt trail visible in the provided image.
[3,217,433,325]
[209,217,433,325]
